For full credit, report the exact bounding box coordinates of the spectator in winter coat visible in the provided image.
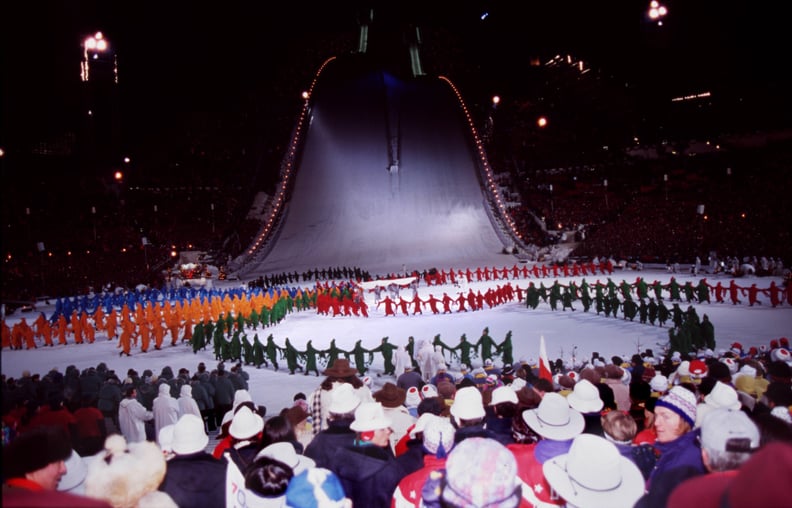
[96,376,122,430]
[484,386,519,446]
[212,369,235,423]
[159,414,225,508]
[516,391,585,506]
[635,385,705,508]
[392,414,456,508]
[668,408,760,508]
[325,402,422,508]
[118,386,153,443]
[304,382,361,468]
[152,383,179,446]
[72,396,106,456]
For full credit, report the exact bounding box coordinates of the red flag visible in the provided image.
[539,335,553,382]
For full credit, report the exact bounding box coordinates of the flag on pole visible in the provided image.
[539,335,553,382]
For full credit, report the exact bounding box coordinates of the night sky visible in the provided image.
[2,1,790,162]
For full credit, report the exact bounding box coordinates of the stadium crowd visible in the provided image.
[3,333,791,507]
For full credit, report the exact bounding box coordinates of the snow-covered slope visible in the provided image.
[244,60,513,277]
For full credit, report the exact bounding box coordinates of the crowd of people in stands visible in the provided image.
[3,331,791,507]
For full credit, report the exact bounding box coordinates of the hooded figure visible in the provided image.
[178,384,202,420]
[153,383,179,446]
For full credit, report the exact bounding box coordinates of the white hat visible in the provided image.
[58,450,87,494]
[232,389,253,410]
[704,381,742,411]
[522,392,584,441]
[172,414,209,455]
[489,386,518,406]
[650,374,669,393]
[350,402,392,432]
[510,378,527,391]
[700,409,760,452]
[230,405,264,440]
[421,384,438,399]
[676,361,691,377]
[544,434,644,508]
[255,442,315,475]
[327,383,361,414]
[566,379,604,414]
[450,386,486,420]
[405,386,421,408]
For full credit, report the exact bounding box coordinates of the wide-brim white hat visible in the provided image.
[450,386,486,420]
[230,405,264,440]
[350,402,392,432]
[522,392,584,441]
[327,383,361,414]
[544,434,644,508]
[566,379,604,414]
[172,414,209,454]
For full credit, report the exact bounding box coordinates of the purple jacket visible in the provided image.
[649,429,705,485]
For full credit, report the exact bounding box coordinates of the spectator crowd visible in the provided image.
[3,332,791,507]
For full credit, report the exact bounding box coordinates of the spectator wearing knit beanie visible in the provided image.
[635,385,705,508]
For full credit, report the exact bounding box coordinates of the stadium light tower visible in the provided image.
[81,32,112,82]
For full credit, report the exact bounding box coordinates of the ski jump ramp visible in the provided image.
[240,59,516,277]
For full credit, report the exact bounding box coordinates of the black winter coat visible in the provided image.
[159,452,226,508]
[326,442,422,508]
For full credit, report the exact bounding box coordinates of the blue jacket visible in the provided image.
[649,428,705,485]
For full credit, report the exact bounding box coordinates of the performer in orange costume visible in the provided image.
[105,308,118,340]
[81,311,95,343]
[70,310,83,344]
[56,314,68,345]
[139,321,151,353]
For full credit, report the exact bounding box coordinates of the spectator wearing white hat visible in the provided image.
[449,386,493,444]
[308,359,373,437]
[543,434,645,508]
[304,382,361,469]
[226,405,265,467]
[485,386,519,446]
[160,414,225,508]
[515,392,585,507]
[694,381,741,428]
[566,379,605,437]
[325,402,422,508]
[668,408,760,508]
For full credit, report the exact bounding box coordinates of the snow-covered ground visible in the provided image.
[3,269,790,416]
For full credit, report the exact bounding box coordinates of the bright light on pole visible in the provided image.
[648,1,668,25]
[81,32,110,82]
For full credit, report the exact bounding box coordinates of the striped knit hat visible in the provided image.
[656,386,697,426]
